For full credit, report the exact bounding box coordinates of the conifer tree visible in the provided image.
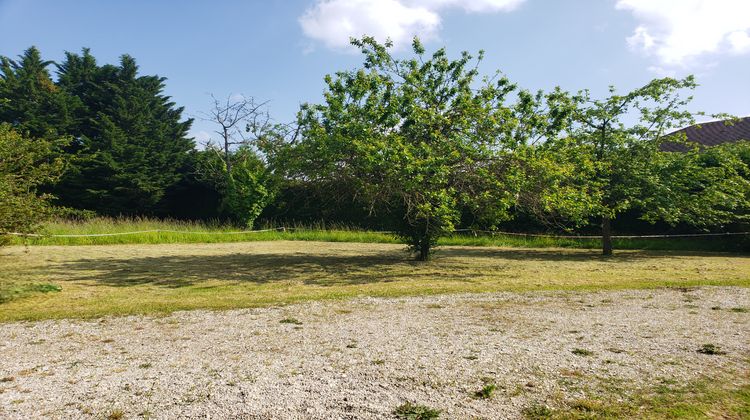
[54,52,194,214]
[0,47,75,139]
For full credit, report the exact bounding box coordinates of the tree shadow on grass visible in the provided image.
[46,246,716,289]
[50,251,417,288]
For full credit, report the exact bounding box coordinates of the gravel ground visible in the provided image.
[0,286,748,419]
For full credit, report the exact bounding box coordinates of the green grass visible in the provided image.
[9,217,399,246]
[525,374,750,419]
[7,217,746,252]
[1,240,749,322]
[393,402,442,419]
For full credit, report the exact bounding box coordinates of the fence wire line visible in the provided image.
[2,227,749,240]
[2,227,288,238]
[450,229,750,239]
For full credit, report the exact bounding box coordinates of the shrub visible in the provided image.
[0,124,66,242]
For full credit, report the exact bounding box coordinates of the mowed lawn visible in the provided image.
[1,240,749,322]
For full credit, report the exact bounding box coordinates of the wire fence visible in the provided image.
[2,227,748,240]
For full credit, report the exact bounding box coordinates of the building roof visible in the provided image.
[661,116,750,152]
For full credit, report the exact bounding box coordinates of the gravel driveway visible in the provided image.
[1,287,748,419]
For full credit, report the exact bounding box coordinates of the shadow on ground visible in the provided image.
[39,246,707,289]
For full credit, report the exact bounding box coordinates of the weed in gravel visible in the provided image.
[523,403,552,419]
[560,368,584,377]
[570,398,604,412]
[393,402,441,419]
[463,354,479,361]
[346,343,357,349]
[697,344,726,355]
[425,304,444,309]
[730,307,748,313]
[279,317,302,325]
[138,362,152,369]
[372,359,385,365]
[106,409,124,420]
[474,382,497,399]
[572,348,594,356]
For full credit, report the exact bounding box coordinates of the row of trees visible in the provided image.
[268,38,749,258]
[1,40,748,258]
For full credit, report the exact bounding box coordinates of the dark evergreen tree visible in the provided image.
[0,46,75,139]
[54,51,195,214]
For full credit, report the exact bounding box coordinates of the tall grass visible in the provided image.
[7,216,746,252]
[6,217,397,246]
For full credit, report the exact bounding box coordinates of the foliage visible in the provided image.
[541,77,750,254]
[196,145,275,227]
[51,50,195,215]
[0,47,76,139]
[282,37,570,260]
[0,124,66,243]
[474,382,498,399]
[1,47,194,216]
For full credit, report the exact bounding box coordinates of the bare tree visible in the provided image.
[198,94,271,172]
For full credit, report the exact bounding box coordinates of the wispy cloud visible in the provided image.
[299,0,525,51]
[616,0,750,70]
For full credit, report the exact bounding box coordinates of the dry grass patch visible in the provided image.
[1,241,749,321]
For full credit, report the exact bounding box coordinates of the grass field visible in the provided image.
[1,240,748,322]
[7,217,747,252]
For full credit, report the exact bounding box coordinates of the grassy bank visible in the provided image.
[526,374,750,419]
[1,241,749,321]
[8,217,747,252]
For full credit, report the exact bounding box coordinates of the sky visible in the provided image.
[1,0,749,145]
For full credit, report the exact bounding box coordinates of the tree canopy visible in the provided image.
[278,37,572,260]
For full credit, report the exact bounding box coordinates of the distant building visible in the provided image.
[661,116,750,152]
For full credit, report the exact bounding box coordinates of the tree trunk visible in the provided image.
[416,237,431,261]
[223,128,232,173]
[602,216,613,256]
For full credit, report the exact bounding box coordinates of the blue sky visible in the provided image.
[1,0,749,144]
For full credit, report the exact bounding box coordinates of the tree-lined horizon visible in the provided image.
[1,40,748,257]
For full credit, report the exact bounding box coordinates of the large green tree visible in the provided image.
[546,77,750,255]
[279,37,569,260]
[53,51,195,214]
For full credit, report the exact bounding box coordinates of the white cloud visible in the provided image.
[299,0,525,51]
[616,0,750,68]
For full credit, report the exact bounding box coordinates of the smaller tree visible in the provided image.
[0,124,66,243]
[196,145,275,227]
[547,77,749,255]
[196,95,278,227]
[199,94,271,172]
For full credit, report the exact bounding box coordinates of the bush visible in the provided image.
[0,124,66,241]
